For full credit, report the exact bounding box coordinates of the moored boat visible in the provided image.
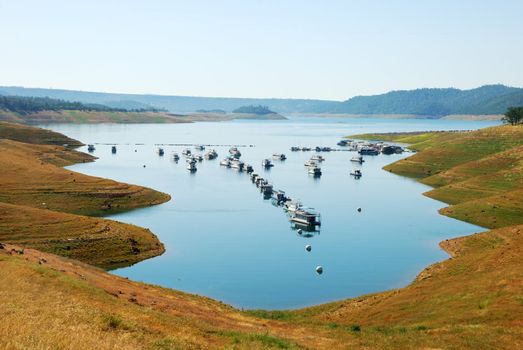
[262,159,274,168]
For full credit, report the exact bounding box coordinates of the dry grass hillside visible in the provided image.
[0,122,521,349]
[0,122,170,269]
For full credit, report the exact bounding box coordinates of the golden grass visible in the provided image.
[0,120,83,146]
[0,139,170,216]
[0,122,522,349]
[0,202,164,269]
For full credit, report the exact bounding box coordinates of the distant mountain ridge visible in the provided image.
[0,84,521,116]
[329,84,523,116]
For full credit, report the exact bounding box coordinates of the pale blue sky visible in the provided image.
[1,0,522,100]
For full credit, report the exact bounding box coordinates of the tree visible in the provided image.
[503,107,523,125]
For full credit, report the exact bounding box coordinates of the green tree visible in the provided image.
[503,107,523,125]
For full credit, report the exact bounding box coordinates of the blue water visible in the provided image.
[45,117,498,309]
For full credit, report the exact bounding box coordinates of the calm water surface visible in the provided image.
[45,117,498,309]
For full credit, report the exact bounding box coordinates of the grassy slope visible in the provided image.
[0,121,83,146]
[1,123,522,349]
[0,139,169,216]
[0,122,170,268]
[246,124,522,349]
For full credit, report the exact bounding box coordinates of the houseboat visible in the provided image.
[359,147,379,155]
[260,182,273,195]
[219,158,231,167]
[350,155,364,163]
[230,159,245,170]
[262,159,274,168]
[284,200,303,214]
[290,208,321,227]
[350,169,362,177]
[272,153,287,161]
[304,159,317,167]
[308,165,322,177]
[272,190,288,204]
[204,149,218,160]
[187,162,197,172]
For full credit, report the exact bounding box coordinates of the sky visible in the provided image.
[1,0,522,100]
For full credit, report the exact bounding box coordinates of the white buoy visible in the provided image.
[316,266,323,274]
[305,245,312,252]
[297,229,303,234]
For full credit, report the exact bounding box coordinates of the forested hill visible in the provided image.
[326,84,523,116]
[0,95,162,114]
[1,84,522,116]
[0,86,336,114]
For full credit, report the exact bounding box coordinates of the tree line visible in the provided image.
[0,95,163,114]
[232,105,275,115]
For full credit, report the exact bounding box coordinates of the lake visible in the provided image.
[44,117,499,310]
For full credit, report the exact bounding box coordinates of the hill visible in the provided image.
[329,85,523,116]
[0,123,522,349]
[0,86,337,114]
[0,122,170,268]
[1,84,522,116]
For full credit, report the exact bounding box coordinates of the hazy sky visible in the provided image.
[1,0,522,100]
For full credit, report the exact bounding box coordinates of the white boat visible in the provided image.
[304,159,317,167]
[220,158,231,167]
[351,156,364,163]
[230,159,245,170]
[350,169,362,177]
[311,155,325,162]
[229,147,241,158]
[172,153,180,161]
[195,145,205,151]
[204,149,218,160]
[272,153,287,161]
[187,162,197,172]
[290,208,321,227]
[194,154,203,162]
[182,149,192,156]
[284,200,303,214]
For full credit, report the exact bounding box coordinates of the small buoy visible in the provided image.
[316,266,323,274]
[297,229,303,234]
[305,245,312,252]
[357,207,362,212]
[143,165,146,168]
[135,149,137,152]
